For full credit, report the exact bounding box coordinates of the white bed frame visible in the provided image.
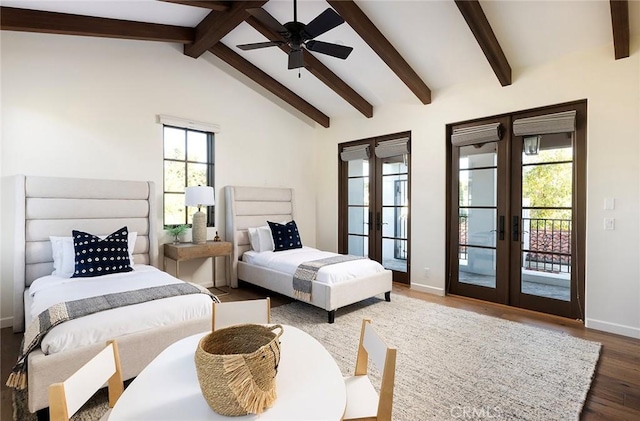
[12,175,210,413]
[224,185,392,323]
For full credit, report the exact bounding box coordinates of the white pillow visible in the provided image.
[51,231,137,277]
[247,226,274,253]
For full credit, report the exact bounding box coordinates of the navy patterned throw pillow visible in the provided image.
[71,226,133,278]
[267,220,303,252]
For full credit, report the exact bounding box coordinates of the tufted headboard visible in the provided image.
[224,186,294,288]
[13,175,159,332]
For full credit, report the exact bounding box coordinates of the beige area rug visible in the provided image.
[14,294,600,421]
[271,294,601,421]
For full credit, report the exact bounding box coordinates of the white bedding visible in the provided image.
[242,247,385,285]
[27,265,211,355]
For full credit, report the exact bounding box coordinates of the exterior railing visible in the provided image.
[459,215,571,274]
[522,217,571,274]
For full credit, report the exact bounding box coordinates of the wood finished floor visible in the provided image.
[1,282,639,421]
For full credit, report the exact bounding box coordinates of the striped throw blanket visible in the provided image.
[293,255,366,302]
[7,282,219,390]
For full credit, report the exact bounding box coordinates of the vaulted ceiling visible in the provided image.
[1,1,638,127]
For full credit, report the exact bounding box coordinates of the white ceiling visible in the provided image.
[3,0,638,119]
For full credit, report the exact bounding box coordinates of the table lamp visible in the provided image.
[185,186,215,244]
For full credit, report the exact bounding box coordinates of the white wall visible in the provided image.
[2,30,639,339]
[316,39,640,338]
[0,32,319,327]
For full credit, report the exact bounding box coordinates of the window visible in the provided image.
[163,125,215,226]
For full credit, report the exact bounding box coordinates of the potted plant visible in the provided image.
[166,224,189,244]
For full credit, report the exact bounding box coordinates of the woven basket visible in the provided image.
[194,324,283,416]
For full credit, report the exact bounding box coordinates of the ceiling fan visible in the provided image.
[237,0,353,70]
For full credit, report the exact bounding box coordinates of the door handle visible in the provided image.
[368,211,373,232]
[512,216,519,241]
[376,212,381,231]
[498,215,505,241]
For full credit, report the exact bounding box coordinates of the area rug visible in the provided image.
[271,294,601,421]
[13,294,601,421]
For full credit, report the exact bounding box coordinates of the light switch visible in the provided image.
[604,197,615,210]
[604,218,615,230]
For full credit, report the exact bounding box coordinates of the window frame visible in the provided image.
[162,124,215,227]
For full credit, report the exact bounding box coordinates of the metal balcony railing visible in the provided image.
[458,216,571,274]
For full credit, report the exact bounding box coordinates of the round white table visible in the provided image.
[109,325,346,420]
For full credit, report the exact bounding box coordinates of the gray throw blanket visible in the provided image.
[7,282,219,390]
[293,255,366,302]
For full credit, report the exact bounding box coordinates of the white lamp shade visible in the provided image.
[185,186,215,207]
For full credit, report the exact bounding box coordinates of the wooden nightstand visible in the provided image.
[164,241,232,295]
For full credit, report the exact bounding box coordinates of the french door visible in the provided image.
[338,132,411,284]
[447,101,586,319]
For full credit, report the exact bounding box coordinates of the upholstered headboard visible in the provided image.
[224,186,294,288]
[13,175,159,332]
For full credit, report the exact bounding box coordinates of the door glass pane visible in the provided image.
[459,143,497,169]
[348,207,368,235]
[381,164,408,274]
[461,208,496,248]
[348,159,368,177]
[459,168,497,207]
[457,142,497,289]
[382,157,407,175]
[459,246,496,288]
[348,235,368,257]
[381,207,408,239]
[347,157,370,257]
[523,163,572,208]
[382,174,408,206]
[347,178,368,205]
[382,238,407,272]
[520,136,572,301]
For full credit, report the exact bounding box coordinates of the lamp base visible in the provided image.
[192,211,207,244]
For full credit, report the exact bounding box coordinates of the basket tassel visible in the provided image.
[223,354,277,414]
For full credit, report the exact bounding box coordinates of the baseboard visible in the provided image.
[1,316,13,329]
[410,283,445,297]
[586,318,640,339]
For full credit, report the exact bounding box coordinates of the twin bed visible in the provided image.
[11,177,392,414]
[12,175,212,413]
[224,185,392,323]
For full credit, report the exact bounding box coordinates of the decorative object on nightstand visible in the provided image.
[165,224,189,244]
[185,186,215,244]
[213,231,221,242]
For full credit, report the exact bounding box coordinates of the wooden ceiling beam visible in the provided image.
[0,7,194,43]
[159,1,232,12]
[184,1,267,58]
[455,0,511,86]
[210,43,330,128]
[246,15,373,118]
[609,0,630,60]
[327,0,431,105]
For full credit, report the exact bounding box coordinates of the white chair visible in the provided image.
[343,319,397,421]
[212,297,271,330]
[49,340,124,421]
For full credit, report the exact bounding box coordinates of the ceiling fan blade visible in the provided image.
[237,41,283,51]
[303,8,344,39]
[288,49,304,69]
[305,40,353,60]
[247,8,289,35]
